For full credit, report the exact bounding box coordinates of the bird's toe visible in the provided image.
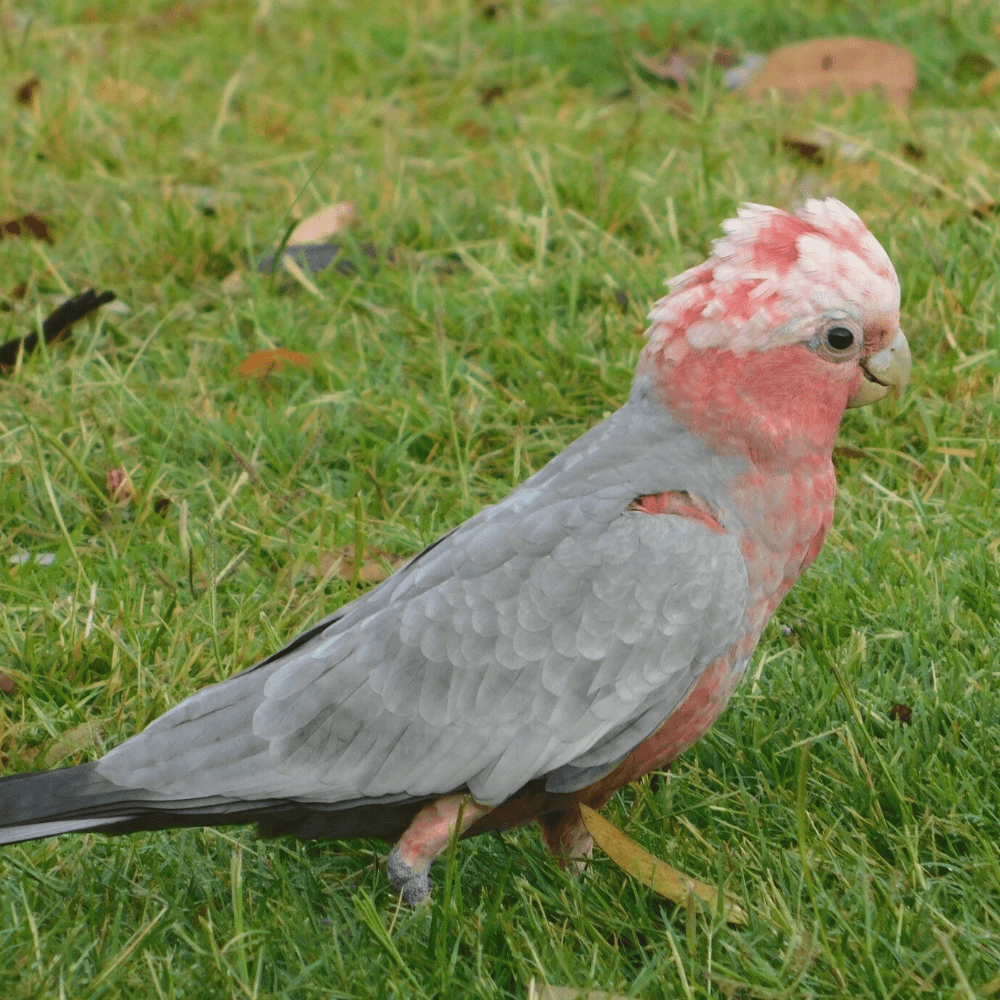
[386,844,432,905]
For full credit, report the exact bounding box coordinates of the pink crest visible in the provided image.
[644,198,900,357]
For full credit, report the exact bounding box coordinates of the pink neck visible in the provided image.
[642,340,858,469]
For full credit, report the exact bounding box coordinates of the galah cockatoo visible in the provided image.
[0,199,910,904]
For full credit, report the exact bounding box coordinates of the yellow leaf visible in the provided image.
[579,803,747,926]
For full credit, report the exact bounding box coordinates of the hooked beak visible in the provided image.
[848,329,912,408]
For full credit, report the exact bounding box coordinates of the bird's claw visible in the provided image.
[386,845,432,905]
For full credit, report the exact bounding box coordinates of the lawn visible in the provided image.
[1,1,999,997]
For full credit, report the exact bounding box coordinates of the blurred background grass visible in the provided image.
[1,1,999,997]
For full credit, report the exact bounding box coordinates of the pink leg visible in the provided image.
[386,795,492,904]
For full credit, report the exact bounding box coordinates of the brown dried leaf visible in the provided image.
[712,47,738,68]
[635,50,694,89]
[288,202,356,245]
[979,66,1000,96]
[0,212,52,242]
[14,75,39,106]
[746,37,916,108]
[237,348,312,377]
[160,2,201,26]
[889,703,913,724]
[0,673,16,696]
[782,137,825,164]
[456,119,490,142]
[38,721,102,768]
[579,803,747,925]
[311,545,407,585]
[480,84,505,105]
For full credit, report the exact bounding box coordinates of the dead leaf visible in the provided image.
[635,50,693,89]
[160,2,200,26]
[38,721,102,768]
[222,203,357,293]
[1,281,28,312]
[527,982,632,1000]
[888,703,913,724]
[237,348,313,378]
[136,2,201,30]
[107,466,135,504]
[746,37,916,108]
[712,47,738,68]
[782,137,824,164]
[14,75,39,105]
[456,119,490,142]
[979,66,1000,96]
[579,803,747,925]
[308,545,407,585]
[288,202,356,245]
[480,84,505,105]
[0,674,16,696]
[0,212,52,242]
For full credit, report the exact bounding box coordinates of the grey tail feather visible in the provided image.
[0,762,435,846]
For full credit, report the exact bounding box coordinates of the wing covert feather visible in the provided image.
[97,391,751,807]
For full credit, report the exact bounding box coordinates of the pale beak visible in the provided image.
[848,329,912,408]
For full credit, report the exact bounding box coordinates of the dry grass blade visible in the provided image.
[579,804,747,925]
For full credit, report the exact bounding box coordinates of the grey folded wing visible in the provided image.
[98,399,750,808]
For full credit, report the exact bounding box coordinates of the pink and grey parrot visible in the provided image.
[0,199,910,904]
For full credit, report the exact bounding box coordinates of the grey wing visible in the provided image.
[97,394,749,808]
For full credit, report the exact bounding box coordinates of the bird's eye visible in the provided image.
[825,327,855,351]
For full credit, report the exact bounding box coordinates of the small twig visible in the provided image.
[0,288,116,369]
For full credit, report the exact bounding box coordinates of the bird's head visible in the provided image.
[638,198,911,465]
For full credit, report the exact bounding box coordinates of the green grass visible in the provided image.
[1,1,999,997]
